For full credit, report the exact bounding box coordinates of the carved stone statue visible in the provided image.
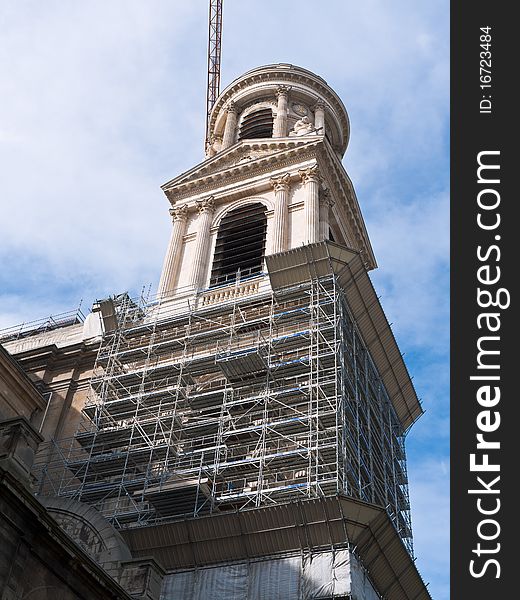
[290,115,316,136]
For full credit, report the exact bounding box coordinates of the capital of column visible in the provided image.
[320,189,335,208]
[313,99,326,111]
[226,101,237,114]
[276,85,290,99]
[169,204,188,222]
[196,196,216,215]
[299,165,321,185]
[270,173,291,192]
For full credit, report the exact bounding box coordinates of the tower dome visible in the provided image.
[206,64,350,158]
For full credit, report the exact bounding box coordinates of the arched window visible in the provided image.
[238,108,273,140]
[210,203,267,287]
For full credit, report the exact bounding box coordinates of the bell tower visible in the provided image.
[157,64,376,307]
[120,64,429,597]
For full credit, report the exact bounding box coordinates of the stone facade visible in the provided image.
[0,417,133,600]
[0,343,165,600]
[0,346,46,426]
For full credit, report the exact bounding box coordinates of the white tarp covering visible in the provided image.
[302,550,334,598]
[350,553,381,600]
[301,549,350,599]
[161,570,195,599]
[248,556,301,600]
[160,549,380,600]
[248,556,300,600]
[195,564,248,600]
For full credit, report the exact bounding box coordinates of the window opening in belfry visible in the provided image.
[238,108,274,140]
[210,203,267,287]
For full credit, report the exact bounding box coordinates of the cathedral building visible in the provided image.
[1,64,430,600]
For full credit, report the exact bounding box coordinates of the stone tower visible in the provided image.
[21,64,430,599]
[157,64,375,305]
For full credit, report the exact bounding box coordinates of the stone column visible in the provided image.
[157,204,188,298]
[273,86,289,138]
[314,100,326,136]
[299,165,321,244]
[221,102,238,149]
[188,196,216,290]
[270,173,291,253]
[319,189,335,241]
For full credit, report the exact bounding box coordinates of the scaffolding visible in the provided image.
[0,305,85,343]
[35,269,413,554]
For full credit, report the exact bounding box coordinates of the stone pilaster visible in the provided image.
[189,196,216,290]
[299,165,321,244]
[157,205,188,298]
[319,189,335,241]
[222,102,238,149]
[314,100,326,136]
[273,86,289,138]
[270,173,291,253]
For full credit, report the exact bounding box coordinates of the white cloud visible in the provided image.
[0,1,205,296]
[368,191,449,353]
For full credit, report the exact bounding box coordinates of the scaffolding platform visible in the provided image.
[34,242,421,555]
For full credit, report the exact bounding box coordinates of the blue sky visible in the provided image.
[0,2,449,597]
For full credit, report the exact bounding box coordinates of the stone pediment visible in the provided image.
[161,138,322,197]
[160,137,377,271]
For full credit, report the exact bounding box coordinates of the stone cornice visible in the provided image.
[315,140,377,270]
[0,465,135,600]
[9,341,99,374]
[162,139,322,201]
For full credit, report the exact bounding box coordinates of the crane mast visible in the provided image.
[206,0,223,148]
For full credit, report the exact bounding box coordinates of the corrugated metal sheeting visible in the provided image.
[160,550,376,600]
[123,496,431,600]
